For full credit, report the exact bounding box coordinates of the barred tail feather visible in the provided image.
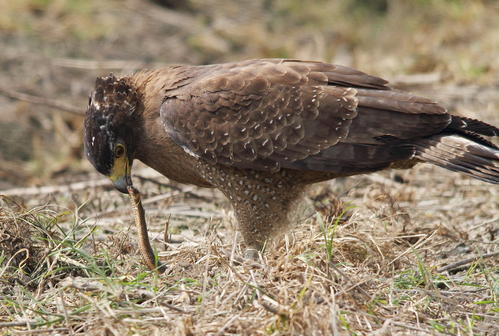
[414,135,499,184]
[449,116,499,137]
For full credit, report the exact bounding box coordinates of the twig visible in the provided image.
[88,188,192,219]
[0,179,111,196]
[369,318,392,336]
[11,327,69,334]
[390,321,431,333]
[258,295,290,317]
[344,310,433,333]
[0,321,36,328]
[388,230,438,265]
[132,175,177,189]
[468,216,499,231]
[437,251,499,273]
[0,86,84,115]
[88,207,222,226]
[164,214,171,250]
[217,314,242,334]
[113,306,186,315]
[133,174,213,202]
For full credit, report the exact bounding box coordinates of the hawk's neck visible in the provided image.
[130,66,195,117]
[128,66,214,187]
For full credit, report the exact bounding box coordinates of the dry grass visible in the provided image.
[1,161,497,335]
[0,0,498,335]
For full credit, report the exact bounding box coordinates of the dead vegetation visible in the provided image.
[1,164,497,335]
[0,0,498,335]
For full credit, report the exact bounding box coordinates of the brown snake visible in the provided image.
[127,186,166,273]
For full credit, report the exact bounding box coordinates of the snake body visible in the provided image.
[127,186,165,273]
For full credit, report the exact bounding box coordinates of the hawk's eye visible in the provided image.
[114,144,125,158]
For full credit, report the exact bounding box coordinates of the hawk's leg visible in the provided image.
[229,182,305,251]
[196,162,306,251]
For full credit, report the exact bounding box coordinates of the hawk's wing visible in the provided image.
[160,59,450,172]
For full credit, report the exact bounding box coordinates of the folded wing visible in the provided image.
[160,59,498,182]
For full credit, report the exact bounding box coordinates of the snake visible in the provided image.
[127,186,166,273]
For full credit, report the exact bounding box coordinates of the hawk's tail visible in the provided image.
[413,134,499,184]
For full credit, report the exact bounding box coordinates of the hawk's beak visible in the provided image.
[111,174,131,193]
[110,156,132,194]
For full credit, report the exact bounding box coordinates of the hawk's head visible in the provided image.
[84,74,140,193]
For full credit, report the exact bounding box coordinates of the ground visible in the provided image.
[0,1,498,335]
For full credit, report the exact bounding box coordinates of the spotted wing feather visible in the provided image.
[161,60,366,171]
[160,59,452,172]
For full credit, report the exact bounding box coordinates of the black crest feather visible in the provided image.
[84,74,139,175]
[91,74,139,116]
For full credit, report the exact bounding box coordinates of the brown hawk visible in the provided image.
[84,59,498,251]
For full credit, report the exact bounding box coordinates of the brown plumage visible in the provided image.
[84,59,499,251]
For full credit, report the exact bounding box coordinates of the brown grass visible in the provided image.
[1,161,497,335]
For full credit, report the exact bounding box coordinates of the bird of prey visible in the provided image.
[84,59,499,252]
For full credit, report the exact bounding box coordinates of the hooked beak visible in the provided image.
[109,157,132,194]
[111,174,132,193]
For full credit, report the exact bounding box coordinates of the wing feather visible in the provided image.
[160,59,451,172]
